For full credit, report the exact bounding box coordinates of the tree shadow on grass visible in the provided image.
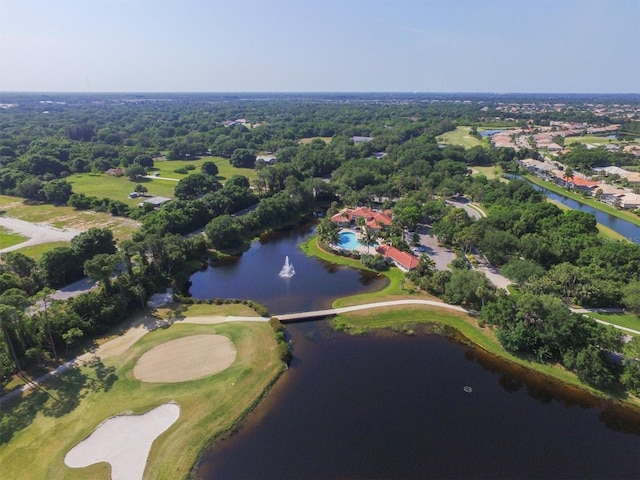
[87,358,118,393]
[0,389,48,445]
[0,360,118,444]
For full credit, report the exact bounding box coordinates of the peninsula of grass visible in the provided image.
[0,227,27,249]
[0,316,285,480]
[525,174,640,228]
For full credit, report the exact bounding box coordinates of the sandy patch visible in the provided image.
[64,403,180,480]
[133,334,237,383]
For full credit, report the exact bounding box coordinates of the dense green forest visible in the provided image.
[1,92,640,398]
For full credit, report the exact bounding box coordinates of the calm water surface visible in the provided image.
[196,321,640,479]
[189,223,386,314]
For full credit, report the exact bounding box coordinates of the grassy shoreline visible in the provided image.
[300,235,640,409]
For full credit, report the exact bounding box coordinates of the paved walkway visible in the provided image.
[276,299,467,321]
[0,216,81,253]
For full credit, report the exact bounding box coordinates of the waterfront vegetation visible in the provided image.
[547,198,628,241]
[0,309,284,480]
[525,174,640,228]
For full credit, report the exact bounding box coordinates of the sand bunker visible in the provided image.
[133,334,237,383]
[64,403,180,480]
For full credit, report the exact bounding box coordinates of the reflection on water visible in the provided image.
[188,223,387,314]
[196,321,640,480]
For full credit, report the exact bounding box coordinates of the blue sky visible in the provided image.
[1,0,638,93]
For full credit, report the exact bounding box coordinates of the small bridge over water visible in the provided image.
[275,300,469,323]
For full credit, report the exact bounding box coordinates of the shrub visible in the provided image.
[360,253,389,271]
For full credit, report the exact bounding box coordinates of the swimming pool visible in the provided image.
[338,231,376,251]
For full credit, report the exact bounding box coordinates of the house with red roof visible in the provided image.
[330,207,392,231]
[375,245,420,271]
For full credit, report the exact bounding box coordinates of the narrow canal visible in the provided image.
[518,176,640,242]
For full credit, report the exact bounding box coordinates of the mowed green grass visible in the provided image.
[67,173,177,205]
[472,165,504,180]
[437,126,487,148]
[583,311,640,333]
[0,227,27,249]
[152,156,258,183]
[0,316,284,480]
[13,241,70,260]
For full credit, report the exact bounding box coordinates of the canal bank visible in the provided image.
[523,174,640,242]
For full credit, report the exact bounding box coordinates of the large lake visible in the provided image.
[189,225,640,479]
[196,321,640,479]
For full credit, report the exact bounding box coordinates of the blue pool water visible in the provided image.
[338,231,374,250]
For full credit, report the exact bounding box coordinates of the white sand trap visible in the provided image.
[133,334,237,383]
[64,403,180,480]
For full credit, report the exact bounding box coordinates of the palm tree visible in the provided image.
[563,168,574,189]
[361,227,376,254]
[316,218,340,246]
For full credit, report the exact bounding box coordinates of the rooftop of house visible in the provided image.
[376,245,420,270]
[330,207,393,229]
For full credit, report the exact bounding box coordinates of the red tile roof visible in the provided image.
[331,207,392,229]
[376,245,420,270]
[567,177,599,188]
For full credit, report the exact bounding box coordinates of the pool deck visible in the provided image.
[335,228,378,255]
